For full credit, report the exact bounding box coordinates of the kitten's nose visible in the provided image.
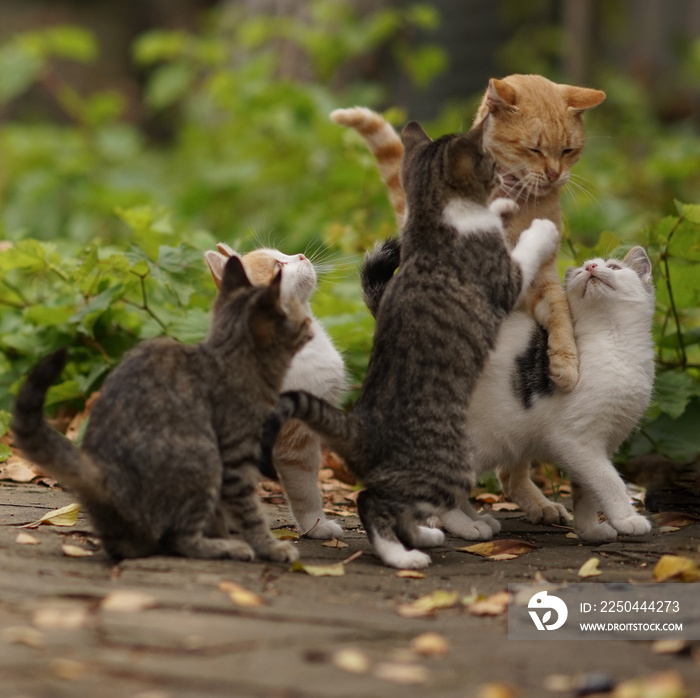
[298,254,306,261]
[545,167,560,182]
[585,262,598,272]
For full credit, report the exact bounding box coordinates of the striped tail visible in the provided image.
[261,391,360,477]
[330,107,406,227]
[360,236,401,318]
[12,349,104,499]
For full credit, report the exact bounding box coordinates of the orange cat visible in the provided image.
[332,75,605,525]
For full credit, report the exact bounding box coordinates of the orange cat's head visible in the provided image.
[474,74,605,202]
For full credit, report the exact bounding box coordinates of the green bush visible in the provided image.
[1,3,699,468]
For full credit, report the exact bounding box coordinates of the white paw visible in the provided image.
[261,540,299,564]
[413,526,445,547]
[489,197,518,222]
[524,501,571,526]
[303,518,345,540]
[609,514,652,537]
[576,521,618,543]
[451,520,495,541]
[373,537,432,569]
[479,513,502,534]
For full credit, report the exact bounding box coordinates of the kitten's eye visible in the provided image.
[528,147,542,156]
[607,263,622,270]
[562,148,575,156]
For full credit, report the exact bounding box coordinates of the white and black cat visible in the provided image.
[441,247,655,542]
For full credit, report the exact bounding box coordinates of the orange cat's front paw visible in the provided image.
[548,351,579,392]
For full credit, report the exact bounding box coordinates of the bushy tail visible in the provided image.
[12,349,104,498]
[261,391,360,476]
[360,237,401,318]
[330,107,406,227]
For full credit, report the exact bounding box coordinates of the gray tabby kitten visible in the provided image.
[261,121,559,569]
[12,256,311,563]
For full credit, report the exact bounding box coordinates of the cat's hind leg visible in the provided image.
[274,421,344,539]
[358,490,432,569]
[571,482,617,542]
[441,499,498,540]
[497,461,570,524]
[223,460,299,563]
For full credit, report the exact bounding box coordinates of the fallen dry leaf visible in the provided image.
[491,502,521,512]
[475,493,499,504]
[653,554,700,582]
[652,511,700,533]
[578,558,602,578]
[20,502,80,529]
[101,590,156,613]
[33,605,90,630]
[458,539,537,560]
[396,569,426,579]
[466,590,510,616]
[61,544,95,558]
[1,626,45,649]
[321,538,349,549]
[15,531,40,545]
[475,682,519,698]
[411,631,450,657]
[397,590,460,618]
[331,647,371,675]
[270,528,300,540]
[0,458,39,483]
[651,638,688,655]
[373,661,430,685]
[219,581,265,607]
[49,658,88,681]
[565,532,579,540]
[291,561,344,577]
[612,670,686,698]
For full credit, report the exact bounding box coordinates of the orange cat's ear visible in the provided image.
[564,86,606,114]
[401,121,431,152]
[484,78,518,113]
[219,255,252,295]
[216,242,236,257]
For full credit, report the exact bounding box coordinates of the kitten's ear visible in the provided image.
[401,122,431,152]
[484,78,518,113]
[219,255,252,294]
[623,246,652,284]
[564,86,606,114]
[216,242,236,257]
[204,250,235,289]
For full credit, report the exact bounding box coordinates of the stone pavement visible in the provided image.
[1,481,699,698]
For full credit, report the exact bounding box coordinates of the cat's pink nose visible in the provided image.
[585,262,598,272]
[298,254,306,260]
[545,167,560,182]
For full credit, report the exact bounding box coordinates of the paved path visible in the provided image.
[1,482,699,697]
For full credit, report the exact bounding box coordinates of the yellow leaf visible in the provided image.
[291,560,345,577]
[49,658,88,681]
[20,503,80,529]
[219,581,265,607]
[331,648,371,675]
[578,558,602,577]
[653,555,700,583]
[321,538,349,548]
[466,590,510,616]
[652,511,699,533]
[476,682,518,698]
[396,569,426,579]
[411,631,450,657]
[61,544,94,558]
[373,661,430,685]
[270,528,300,540]
[491,502,521,512]
[15,532,40,545]
[0,458,38,483]
[100,590,156,613]
[458,539,537,559]
[613,670,687,698]
[397,590,460,618]
[651,638,688,655]
[1,626,45,649]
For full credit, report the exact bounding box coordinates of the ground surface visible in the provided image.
[1,481,699,698]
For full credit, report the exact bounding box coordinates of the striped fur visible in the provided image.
[263,123,559,569]
[12,257,311,562]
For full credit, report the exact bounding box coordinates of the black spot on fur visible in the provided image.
[513,324,554,408]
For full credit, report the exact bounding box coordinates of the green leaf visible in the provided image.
[0,410,11,437]
[653,370,696,419]
[638,397,700,462]
[24,305,76,327]
[45,380,82,407]
[0,444,11,462]
[145,63,196,109]
[0,42,43,103]
[680,203,700,225]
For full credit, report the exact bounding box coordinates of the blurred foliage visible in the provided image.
[1,1,699,467]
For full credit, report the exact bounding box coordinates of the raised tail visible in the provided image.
[261,391,360,477]
[360,237,401,318]
[330,107,406,227]
[12,349,104,498]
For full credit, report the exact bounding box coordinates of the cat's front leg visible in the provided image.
[274,421,344,539]
[510,219,560,292]
[441,502,498,541]
[223,460,299,563]
[567,453,651,542]
[528,265,579,392]
[496,461,570,525]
